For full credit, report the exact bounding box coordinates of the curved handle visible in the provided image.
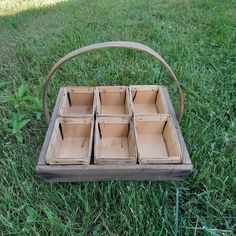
[44,41,184,125]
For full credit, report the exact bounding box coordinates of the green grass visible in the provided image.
[0,0,236,235]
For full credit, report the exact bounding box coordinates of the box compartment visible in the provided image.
[94,117,137,164]
[46,118,93,164]
[59,87,96,117]
[134,115,182,164]
[130,85,168,115]
[96,86,131,116]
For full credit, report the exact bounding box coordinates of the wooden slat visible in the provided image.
[36,164,192,182]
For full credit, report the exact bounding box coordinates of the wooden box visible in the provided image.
[134,115,182,164]
[37,41,192,182]
[45,117,94,165]
[94,117,137,164]
[59,87,96,117]
[130,85,168,115]
[96,86,131,117]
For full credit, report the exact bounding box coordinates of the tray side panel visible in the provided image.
[36,164,192,182]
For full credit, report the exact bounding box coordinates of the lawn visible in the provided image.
[0,0,235,235]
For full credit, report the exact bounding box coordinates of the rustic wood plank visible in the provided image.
[36,164,192,182]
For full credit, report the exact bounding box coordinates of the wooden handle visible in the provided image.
[44,41,184,125]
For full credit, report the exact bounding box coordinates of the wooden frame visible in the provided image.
[94,117,137,164]
[96,86,132,117]
[37,86,192,182]
[59,87,96,117]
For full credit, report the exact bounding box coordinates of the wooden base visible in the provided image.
[37,86,192,182]
[36,164,192,182]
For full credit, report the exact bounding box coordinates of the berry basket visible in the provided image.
[37,41,192,182]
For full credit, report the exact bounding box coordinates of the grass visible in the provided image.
[0,0,235,235]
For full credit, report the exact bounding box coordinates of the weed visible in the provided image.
[1,83,42,142]
[8,113,31,142]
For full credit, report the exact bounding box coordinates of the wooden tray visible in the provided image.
[37,41,192,182]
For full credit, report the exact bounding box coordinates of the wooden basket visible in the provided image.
[134,115,182,164]
[96,86,132,117]
[94,117,136,164]
[59,87,96,118]
[129,85,168,115]
[37,41,192,182]
[45,117,94,165]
